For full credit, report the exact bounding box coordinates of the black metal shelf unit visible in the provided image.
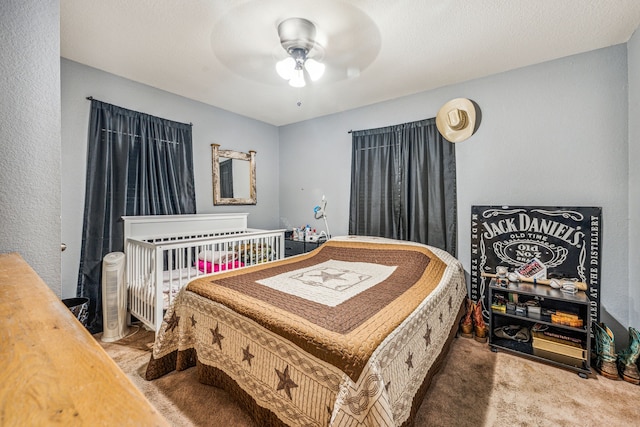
[488,279,591,378]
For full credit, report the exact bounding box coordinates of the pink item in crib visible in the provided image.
[198,259,244,273]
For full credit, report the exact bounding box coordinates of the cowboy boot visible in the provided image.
[593,322,620,380]
[472,299,488,343]
[459,297,474,338]
[617,327,640,384]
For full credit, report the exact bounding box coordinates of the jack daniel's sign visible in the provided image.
[470,206,602,323]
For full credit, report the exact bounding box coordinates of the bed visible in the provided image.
[145,235,467,426]
[122,213,285,333]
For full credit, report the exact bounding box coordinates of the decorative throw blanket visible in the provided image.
[146,236,466,426]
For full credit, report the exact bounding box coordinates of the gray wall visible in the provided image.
[60,59,280,298]
[628,29,640,329]
[279,45,632,329]
[0,1,61,293]
[7,3,633,332]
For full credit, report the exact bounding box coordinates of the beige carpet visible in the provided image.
[98,325,640,427]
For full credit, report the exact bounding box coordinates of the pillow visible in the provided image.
[197,250,237,264]
[224,252,238,263]
[197,250,217,262]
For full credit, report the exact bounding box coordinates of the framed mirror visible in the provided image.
[211,144,256,205]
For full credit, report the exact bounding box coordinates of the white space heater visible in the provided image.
[101,251,129,342]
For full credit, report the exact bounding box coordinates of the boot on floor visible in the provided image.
[593,322,620,380]
[472,298,488,343]
[459,297,474,338]
[617,326,640,384]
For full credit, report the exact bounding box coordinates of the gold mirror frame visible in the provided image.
[211,144,256,205]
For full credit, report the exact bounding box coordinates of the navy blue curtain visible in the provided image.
[77,99,196,333]
[349,118,457,255]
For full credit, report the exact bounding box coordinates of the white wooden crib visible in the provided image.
[122,213,285,333]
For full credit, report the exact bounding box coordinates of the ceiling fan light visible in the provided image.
[289,68,306,87]
[304,58,325,81]
[276,57,296,80]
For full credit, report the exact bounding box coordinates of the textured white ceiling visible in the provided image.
[61,0,640,126]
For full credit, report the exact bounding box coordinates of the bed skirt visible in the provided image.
[146,299,465,427]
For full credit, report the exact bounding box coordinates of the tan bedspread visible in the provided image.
[146,236,466,426]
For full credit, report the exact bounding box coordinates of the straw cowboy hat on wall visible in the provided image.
[436,98,480,143]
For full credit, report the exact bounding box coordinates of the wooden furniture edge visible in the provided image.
[0,252,169,426]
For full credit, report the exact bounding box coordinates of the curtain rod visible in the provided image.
[86,96,193,126]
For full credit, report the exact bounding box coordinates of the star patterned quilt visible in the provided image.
[145,236,467,426]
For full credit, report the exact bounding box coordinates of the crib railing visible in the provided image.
[125,228,285,333]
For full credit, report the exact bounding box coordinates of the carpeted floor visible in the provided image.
[98,325,640,426]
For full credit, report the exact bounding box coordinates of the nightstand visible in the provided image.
[284,238,325,257]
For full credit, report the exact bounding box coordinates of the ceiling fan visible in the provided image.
[275,17,325,87]
[209,2,380,88]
